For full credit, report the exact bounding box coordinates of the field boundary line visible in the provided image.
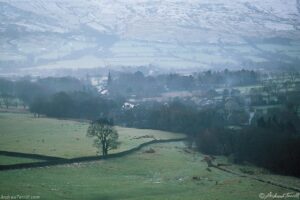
[213,165,300,192]
[0,151,66,161]
[0,138,186,171]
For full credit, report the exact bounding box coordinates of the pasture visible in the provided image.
[0,112,299,199]
[0,113,183,160]
[0,142,294,200]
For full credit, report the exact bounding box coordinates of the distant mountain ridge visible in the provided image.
[0,0,300,75]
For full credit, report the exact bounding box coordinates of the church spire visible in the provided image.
[107,71,112,88]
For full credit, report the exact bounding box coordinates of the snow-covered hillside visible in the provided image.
[1,0,300,74]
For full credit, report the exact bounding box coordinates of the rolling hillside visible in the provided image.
[1,0,300,74]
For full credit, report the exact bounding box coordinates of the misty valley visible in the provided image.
[1,0,300,199]
[0,69,300,199]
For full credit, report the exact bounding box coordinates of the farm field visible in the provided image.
[0,113,184,160]
[0,142,296,200]
[0,112,299,199]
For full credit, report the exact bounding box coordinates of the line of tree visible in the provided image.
[108,69,260,98]
[30,91,122,120]
[0,76,92,109]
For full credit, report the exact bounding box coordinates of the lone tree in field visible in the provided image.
[87,118,119,156]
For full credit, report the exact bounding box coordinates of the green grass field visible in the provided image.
[0,142,294,200]
[0,112,299,199]
[0,113,183,160]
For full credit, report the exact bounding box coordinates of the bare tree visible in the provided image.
[1,93,12,109]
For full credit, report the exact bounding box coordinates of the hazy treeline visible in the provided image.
[108,69,260,97]
[0,77,91,109]
[115,101,224,132]
[194,109,300,177]
[0,76,123,119]
[30,91,122,119]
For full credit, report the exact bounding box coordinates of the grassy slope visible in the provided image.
[0,113,184,160]
[0,142,293,200]
[215,156,300,190]
[0,113,299,199]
